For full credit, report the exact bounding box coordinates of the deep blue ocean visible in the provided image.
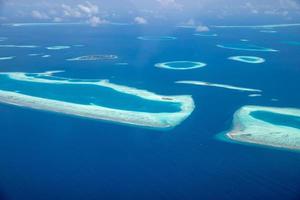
[0,23,300,200]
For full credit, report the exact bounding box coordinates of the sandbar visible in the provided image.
[176,80,262,92]
[217,44,278,52]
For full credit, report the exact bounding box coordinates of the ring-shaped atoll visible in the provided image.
[220,106,300,151]
[0,71,195,129]
[155,61,207,70]
[137,36,177,41]
[217,44,278,52]
[228,56,265,64]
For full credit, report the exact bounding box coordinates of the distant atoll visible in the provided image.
[228,56,265,64]
[213,23,300,29]
[67,55,118,61]
[155,61,207,70]
[0,71,195,129]
[221,106,300,151]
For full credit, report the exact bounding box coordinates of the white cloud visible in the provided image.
[77,1,99,17]
[31,10,50,20]
[195,25,210,32]
[62,4,82,18]
[156,0,183,10]
[134,16,148,24]
[87,16,109,27]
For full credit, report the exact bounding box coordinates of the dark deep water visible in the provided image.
[0,23,300,200]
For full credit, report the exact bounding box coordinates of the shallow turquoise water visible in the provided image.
[0,74,181,113]
[250,111,300,129]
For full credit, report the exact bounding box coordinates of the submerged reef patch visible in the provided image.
[0,71,195,129]
[217,44,278,52]
[67,55,118,61]
[221,106,300,151]
[137,36,177,41]
[176,80,262,92]
[228,56,265,64]
[115,63,129,66]
[193,33,218,37]
[46,46,71,50]
[155,61,206,70]
[260,30,277,33]
[248,94,262,97]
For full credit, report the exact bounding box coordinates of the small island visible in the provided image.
[67,55,118,61]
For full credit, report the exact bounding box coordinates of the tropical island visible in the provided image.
[222,106,300,151]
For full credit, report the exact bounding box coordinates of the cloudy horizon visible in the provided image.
[0,0,300,25]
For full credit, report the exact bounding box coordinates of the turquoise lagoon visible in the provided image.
[0,71,194,129]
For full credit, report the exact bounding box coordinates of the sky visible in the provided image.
[0,0,300,25]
